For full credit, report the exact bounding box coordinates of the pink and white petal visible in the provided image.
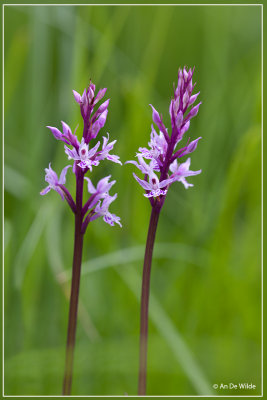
[169,159,179,174]
[40,186,51,196]
[180,177,194,189]
[85,177,97,194]
[159,177,174,188]
[137,147,152,159]
[97,175,111,191]
[64,145,79,160]
[133,173,151,191]
[102,193,117,210]
[178,158,191,174]
[125,160,140,169]
[59,165,72,184]
[87,141,100,158]
[107,154,122,164]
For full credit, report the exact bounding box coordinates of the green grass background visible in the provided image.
[4,4,261,396]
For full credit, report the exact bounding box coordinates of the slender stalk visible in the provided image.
[62,169,84,395]
[138,206,160,396]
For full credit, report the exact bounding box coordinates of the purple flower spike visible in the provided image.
[127,66,201,208]
[43,79,120,224]
[40,163,71,200]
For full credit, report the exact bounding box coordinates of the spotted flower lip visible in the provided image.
[40,163,71,200]
[64,137,100,170]
[133,171,173,198]
[42,80,121,229]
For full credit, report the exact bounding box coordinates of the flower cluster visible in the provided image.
[41,81,122,229]
[127,67,202,207]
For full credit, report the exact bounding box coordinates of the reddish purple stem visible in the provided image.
[138,204,161,395]
[62,167,84,395]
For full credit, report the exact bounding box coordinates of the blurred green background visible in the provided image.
[4,5,261,396]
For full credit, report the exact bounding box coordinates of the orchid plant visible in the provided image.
[41,81,121,395]
[126,67,202,395]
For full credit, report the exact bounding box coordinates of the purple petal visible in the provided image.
[94,88,107,105]
[175,110,183,129]
[133,173,151,191]
[81,89,87,104]
[97,109,108,128]
[185,102,202,122]
[90,212,100,222]
[91,109,108,139]
[107,155,122,164]
[181,121,190,136]
[44,163,58,185]
[87,141,100,158]
[73,90,82,104]
[182,91,190,109]
[61,121,72,137]
[59,165,72,185]
[47,126,62,140]
[97,175,112,192]
[64,145,79,160]
[55,186,65,201]
[125,160,140,169]
[189,91,200,106]
[85,177,97,194]
[159,177,174,188]
[169,159,178,174]
[181,137,202,157]
[169,100,173,119]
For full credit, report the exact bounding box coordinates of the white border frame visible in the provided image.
[2,2,263,398]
